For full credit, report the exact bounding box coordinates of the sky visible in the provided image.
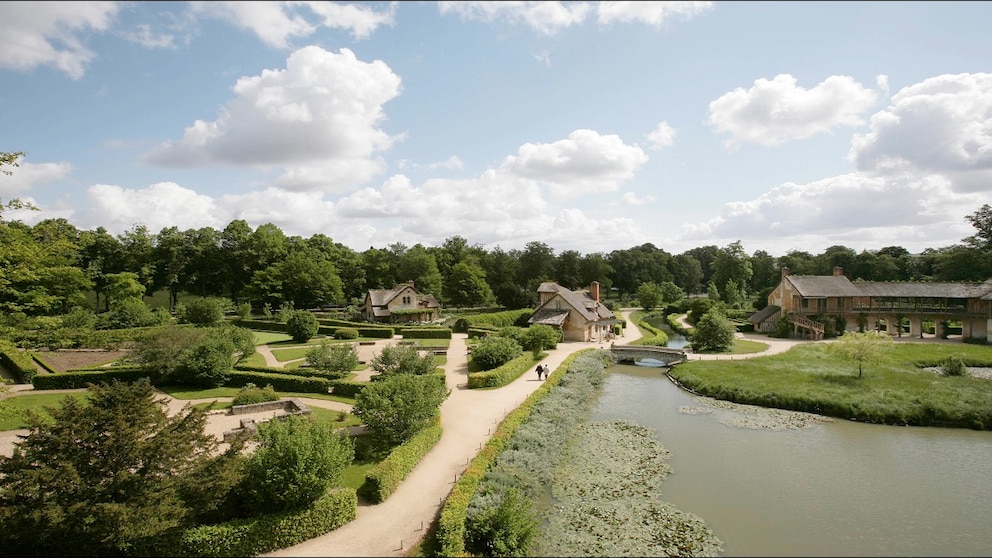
[2,1,991,258]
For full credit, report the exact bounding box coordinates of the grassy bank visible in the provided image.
[668,342,992,429]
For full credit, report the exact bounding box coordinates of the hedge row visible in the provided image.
[452,309,532,333]
[139,488,357,557]
[2,325,166,350]
[359,418,443,504]
[235,319,395,339]
[401,328,453,340]
[29,352,58,374]
[466,327,497,339]
[225,370,335,395]
[32,368,150,389]
[666,313,692,336]
[0,339,39,384]
[466,352,541,389]
[432,350,591,556]
[629,320,670,347]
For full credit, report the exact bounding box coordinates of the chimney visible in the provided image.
[781,266,790,280]
[590,281,600,302]
[833,266,843,277]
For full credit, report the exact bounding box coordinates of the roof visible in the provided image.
[529,282,614,324]
[529,308,570,326]
[748,305,781,324]
[786,275,992,299]
[366,284,439,309]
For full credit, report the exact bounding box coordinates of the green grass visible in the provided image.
[252,331,292,345]
[693,338,769,355]
[156,385,357,406]
[239,352,268,367]
[669,341,992,429]
[0,392,89,430]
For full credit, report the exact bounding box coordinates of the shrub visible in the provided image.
[353,374,450,448]
[61,306,96,329]
[465,487,537,557]
[236,302,252,320]
[941,355,969,377]
[176,297,228,327]
[305,342,359,379]
[333,327,359,340]
[369,345,436,377]
[236,415,355,514]
[285,310,319,343]
[95,299,163,330]
[519,324,559,353]
[690,309,736,352]
[471,336,523,371]
[232,383,279,406]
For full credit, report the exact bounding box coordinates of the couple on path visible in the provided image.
[536,364,546,380]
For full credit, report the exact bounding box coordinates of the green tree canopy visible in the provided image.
[690,309,737,352]
[827,331,894,378]
[0,379,244,556]
[353,373,450,447]
[369,344,437,377]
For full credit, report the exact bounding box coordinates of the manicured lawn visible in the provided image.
[693,338,769,355]
[669,342,992,429]
[157,385,357,406]
[0,391,88,430]
[251,331,292,345]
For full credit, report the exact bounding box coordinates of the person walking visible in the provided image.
[536,364,544,380]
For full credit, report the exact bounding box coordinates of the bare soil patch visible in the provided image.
[31,349,130,372]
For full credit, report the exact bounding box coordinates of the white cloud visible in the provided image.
[596,1,713,26]
[708,74,878,149]
[0,1,119,79]
[646,121,676,150]
[145,46,401,193]
[121,23,176,49]
[850,72,992,194]
[617,191,657,205]
[532,50,552,68]
[0,160,72,197]
[80,182,225,233]
[502,129,648,196]
[437,1,591,35]
[190,1,394,48]
[679,171,984,254]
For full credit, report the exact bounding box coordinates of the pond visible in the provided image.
[589,364,992,556]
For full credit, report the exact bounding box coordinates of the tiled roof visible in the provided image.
[529,282,614,323]
[787,275,992,299]
[748,305,781,324]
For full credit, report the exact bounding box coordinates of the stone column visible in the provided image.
[908,316,923,338]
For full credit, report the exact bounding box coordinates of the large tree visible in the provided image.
[444,259,495,307]
[0,379,244,556]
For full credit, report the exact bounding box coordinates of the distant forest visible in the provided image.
[1,200,990,319]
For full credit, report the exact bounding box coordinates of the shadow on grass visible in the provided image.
[816,373,862,386]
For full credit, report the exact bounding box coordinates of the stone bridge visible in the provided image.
[610,344,688,366]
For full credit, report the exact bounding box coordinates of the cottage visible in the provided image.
[363,281,440,323]
[749,267,992,342]
[527,281,618,342]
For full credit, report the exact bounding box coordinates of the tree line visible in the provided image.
[3,152,991,319]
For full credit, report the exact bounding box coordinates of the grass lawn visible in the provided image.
[669,341,992,429]
[157,385,357,406]
[252,331,292,345]
[0,391,89,430]
[693,338,769,355]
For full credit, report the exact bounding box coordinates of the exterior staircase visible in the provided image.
[789,312,824,339]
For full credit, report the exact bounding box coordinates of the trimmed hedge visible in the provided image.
[466,352,541,389]
[466,327,497,339]
[32,368,151,390]
[327,379,367,398]
[666,313,692,336]
[29,352,58,374]
[1,325,166,350]
[401,328,453,340]
[226,370,335,395]
[359,418,443,504]
[433,350,592,556]
[630,320,670,347]
[0,340,39,384]
[139,488,357,557]
[452,309,532,333]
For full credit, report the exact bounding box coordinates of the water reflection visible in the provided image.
[590,364,992,557]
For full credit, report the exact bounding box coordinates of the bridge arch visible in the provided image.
[610,344,688,366]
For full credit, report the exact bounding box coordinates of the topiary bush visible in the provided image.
[286,310,319,343]
[471,336,523,371]
[333,327,359,340]
[232,383,280,406]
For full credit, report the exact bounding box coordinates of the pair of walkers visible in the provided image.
[535,364,547,380]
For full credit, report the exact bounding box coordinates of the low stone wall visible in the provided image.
[223,398,311,442]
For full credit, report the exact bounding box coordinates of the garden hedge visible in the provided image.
[466,353,540,389]
[0,339,39,383]
[401,328,453,340]
[452,309,532,333]
[359,418,443,504]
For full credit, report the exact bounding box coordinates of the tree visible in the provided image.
[635,282,664,310]
[369,344,437,377]
[397,244,443,295]
[963,203,992,252]
[353,373,450,447]
[130,325,254,387]
[711,241,753,303]
[690,309,737,352]
[519,324,559,354]
[827,331,894,378]
[471,335,523,370]
[104,271,146,309]
[0,379,244,556]
[237,414,354,514]
[445,260,495,307]
[286,310,319,343]
[305,341,359,379]
[657,280,685,305]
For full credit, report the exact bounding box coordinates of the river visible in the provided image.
[589,363,992,556]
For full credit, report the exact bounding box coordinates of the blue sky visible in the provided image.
[2,1,991,257]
